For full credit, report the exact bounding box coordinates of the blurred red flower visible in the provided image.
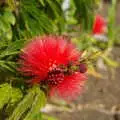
[19,36,86,100]
[93,15,107,34]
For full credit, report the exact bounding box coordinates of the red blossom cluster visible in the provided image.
[19,36,87,100]
[93,15,107,35]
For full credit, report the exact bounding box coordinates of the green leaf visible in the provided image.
[108,0,116,48]
[0,83,23,109]
[0,60,16,72]
[10,88,23,104]
[38,0,45,6]
[0,39,25,59]
[9,85,46,120]
[42,114,57,120]
[19,0,54,37]
[7,0,16,11]
[8,88,36,120]
[3,11,16,25]
[0,84,11,109]
[73,0,98,31]
[46,0,61,18]
[102,55,119,68]
[24,86,46,120]
[0,14,13,41]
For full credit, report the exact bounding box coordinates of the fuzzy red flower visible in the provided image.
[93,15,107,34]
[19,36,86,100]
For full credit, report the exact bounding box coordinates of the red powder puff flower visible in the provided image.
[19,36,86,100]
[93,15,107,35]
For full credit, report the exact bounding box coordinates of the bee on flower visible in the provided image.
[18,36,87,100]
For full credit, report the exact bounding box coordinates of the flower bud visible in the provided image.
[79,63,87,73]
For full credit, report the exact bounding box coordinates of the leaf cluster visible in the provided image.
[70,0,100,31]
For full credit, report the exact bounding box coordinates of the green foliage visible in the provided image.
[9,85,46,120]
[0,83,23,110]
[102,55,119,68]
[72,0,99,31]
[9,0,65,39]
[114,27,120,45]
[24,86,46,120]
[0,8,15,41]
[0,39,25,73]
[42,114,57,120]
[71,33,100,53]
[8,88,35,120]
[18,0,53,37]
[107,0,116,48]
